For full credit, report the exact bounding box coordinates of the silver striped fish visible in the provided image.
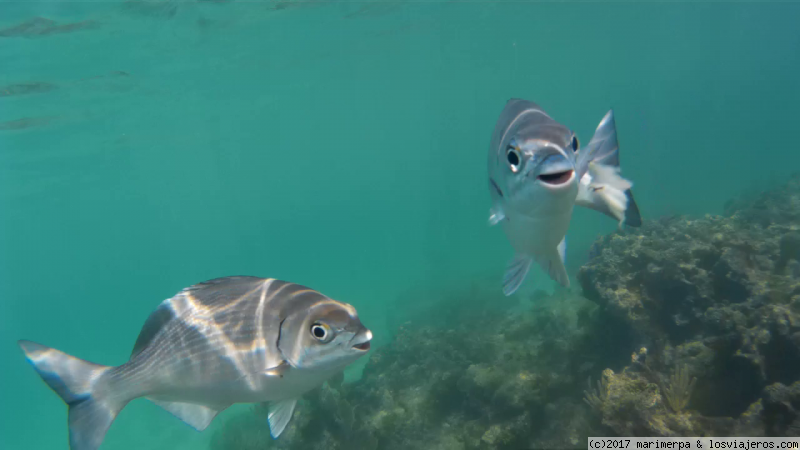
[18,276,373,450]
[487,99,642,296]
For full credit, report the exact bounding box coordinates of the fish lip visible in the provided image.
[351,329,372,352]
[537,169,574,186]
[353,341,371,351]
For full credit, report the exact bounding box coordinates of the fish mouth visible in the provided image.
[537,170,574,186]
[353,341,371,351]
[351,329,372,352]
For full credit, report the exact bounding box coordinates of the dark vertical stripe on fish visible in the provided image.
[490,178,503,197]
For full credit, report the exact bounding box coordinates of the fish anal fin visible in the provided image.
[503,254,532,296]
[267,398,298,439]
[534,241,570,288]
[148,398,227,432]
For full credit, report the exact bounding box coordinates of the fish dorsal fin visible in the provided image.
[130,302,175,359]
[177,276,271,308]
[130,277,270,359]
[180,276,265,294]
[147,398,228,432]
[267,398,298,438]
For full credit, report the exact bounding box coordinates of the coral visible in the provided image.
[776,232,800,273]
[663,365,697,413]
[584,374,609,411]
[577,174,800,431]
[579,175,800,411]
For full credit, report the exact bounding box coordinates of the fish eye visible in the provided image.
[571,136,579,151]
[310,323,330,341]
[506,145,521,172]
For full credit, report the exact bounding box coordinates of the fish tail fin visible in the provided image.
[592,162,631,224]
[574,109,642,227]
[623,188,642,227]
[18,340,125,450]
[576,109,618,180]
[576,162,639,228]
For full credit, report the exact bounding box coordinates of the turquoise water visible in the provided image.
[1,1,798,449]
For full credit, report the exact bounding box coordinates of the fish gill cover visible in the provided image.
[210,175,800,448]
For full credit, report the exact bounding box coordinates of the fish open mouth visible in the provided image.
[353,341,371,351]
[352,329,372,351]
[538,170,574,186]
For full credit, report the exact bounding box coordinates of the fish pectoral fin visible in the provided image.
[489,207,506,226]
[503,254,532,296]
[267,398,298,439]
[147,398,228,432]
[534,239,570,288]
[264,360,291,378]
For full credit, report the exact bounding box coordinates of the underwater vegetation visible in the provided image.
[211,174,800,448]
[212,284,603,450]
[578,173,800,437]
